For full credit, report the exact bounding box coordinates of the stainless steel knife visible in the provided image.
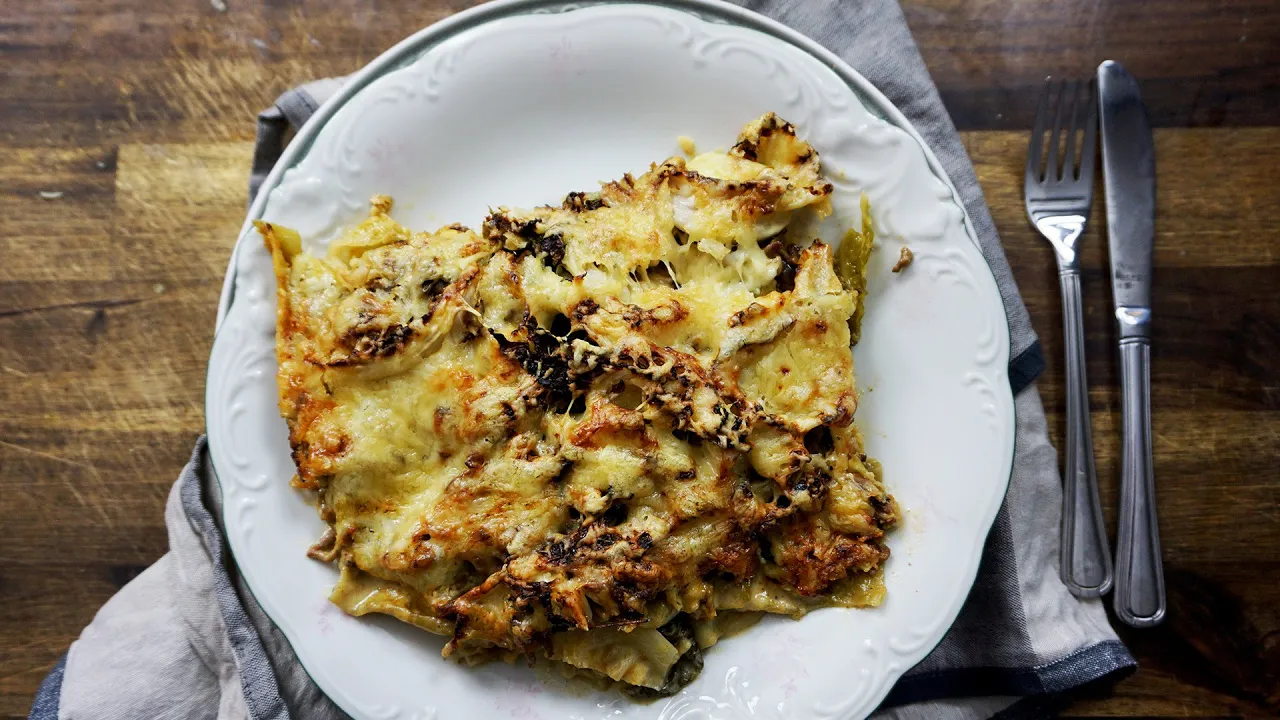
[1098,60,1165,627]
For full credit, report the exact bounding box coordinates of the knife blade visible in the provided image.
[1098,59,1165,627]
[1099,60,1155,334]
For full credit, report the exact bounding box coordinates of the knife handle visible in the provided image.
[1114,338,1166,626]
[1057,271,1113,597]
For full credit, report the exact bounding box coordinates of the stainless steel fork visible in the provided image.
[1025,78,1113,598]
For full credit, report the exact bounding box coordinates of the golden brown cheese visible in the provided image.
[264,113,895,697]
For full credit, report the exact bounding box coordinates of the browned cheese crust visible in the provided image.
[261,113,897,695]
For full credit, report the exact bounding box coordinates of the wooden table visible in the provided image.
[2,0,1277,717]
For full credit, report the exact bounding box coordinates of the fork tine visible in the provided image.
[1077,80,1099,187]
[1045,79,1068,183]
[1062,80,1082,181]
[1026,78,1051,188]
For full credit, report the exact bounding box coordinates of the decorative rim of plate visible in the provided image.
[207,1,1016,717]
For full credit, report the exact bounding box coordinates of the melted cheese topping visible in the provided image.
[264,113,895,696]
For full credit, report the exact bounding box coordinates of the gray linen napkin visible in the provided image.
[31,1,1136,718]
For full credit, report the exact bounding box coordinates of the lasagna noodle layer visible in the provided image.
[264,113,897,695]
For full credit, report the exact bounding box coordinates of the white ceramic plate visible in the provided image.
[206,2,1015,718]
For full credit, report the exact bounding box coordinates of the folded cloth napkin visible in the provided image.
[30,0,1136,718]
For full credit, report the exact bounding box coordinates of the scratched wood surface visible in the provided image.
[2,0,1278,718]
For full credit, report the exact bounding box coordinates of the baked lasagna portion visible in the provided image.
[261,113,896,696]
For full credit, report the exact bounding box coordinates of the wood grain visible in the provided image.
[1,0,1278,717]
[978,129,1280,718]
[905,0,1280,129]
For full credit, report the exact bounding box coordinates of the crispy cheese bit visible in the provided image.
[677,135,697,157]
[892,246,914,273]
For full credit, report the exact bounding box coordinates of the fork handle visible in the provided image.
[1057,270,1113,597]
[1114,339,1166,626]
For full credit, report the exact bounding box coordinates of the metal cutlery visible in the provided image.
[1099,59,1165,627]
[1025,77,1114,598]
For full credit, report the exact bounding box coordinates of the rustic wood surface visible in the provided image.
[2,0,1278,717]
